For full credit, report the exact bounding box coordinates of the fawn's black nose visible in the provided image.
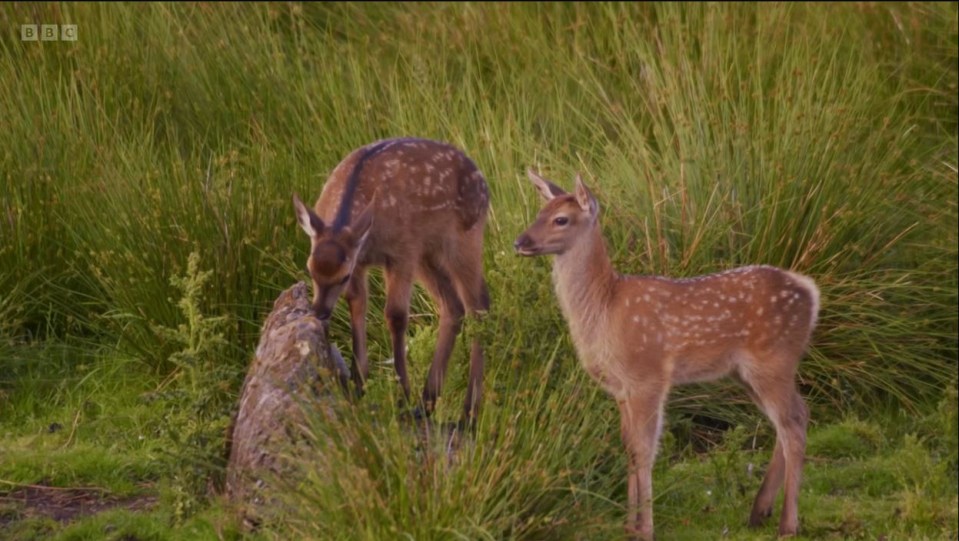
[513,234,531,253]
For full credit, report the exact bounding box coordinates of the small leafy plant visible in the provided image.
[149,251,239,523]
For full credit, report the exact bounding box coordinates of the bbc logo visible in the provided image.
[21,24,78,42]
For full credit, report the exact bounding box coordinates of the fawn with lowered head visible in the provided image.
[293,137,490,422]
[514,169,819,539]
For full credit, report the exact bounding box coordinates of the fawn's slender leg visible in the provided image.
[384,264,414,404]
[750,439,785,526]
[741,368,808,537]
[463,331,485,423]
[419,258,466,416]
[344,266,369,396]
[451,228,490,423]
[775,389,808,536]
[619,389,667,541]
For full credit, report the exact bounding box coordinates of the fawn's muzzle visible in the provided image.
[313,304,332,321]
[514,234,536,255]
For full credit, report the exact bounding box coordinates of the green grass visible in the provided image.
[1,2,956,540]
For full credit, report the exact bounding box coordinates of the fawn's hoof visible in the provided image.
[748,507,772,528]
[777,523,799,538]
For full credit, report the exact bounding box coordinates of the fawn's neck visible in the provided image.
[552,224,617,341]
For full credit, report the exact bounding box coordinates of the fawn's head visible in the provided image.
[293,193,373,320]
[514,169,599,257]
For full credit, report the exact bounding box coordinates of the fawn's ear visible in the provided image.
[527,168,567,201]
[293,193,325,238]
[573,174,599,219]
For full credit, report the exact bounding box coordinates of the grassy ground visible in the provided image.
[1,2,956,540]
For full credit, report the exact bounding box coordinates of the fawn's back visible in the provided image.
[314,138,489,261]
[605,266,819,387]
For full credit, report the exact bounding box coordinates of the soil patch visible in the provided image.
[0,481,157,525]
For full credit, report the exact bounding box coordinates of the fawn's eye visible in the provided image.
[553,216,569,226]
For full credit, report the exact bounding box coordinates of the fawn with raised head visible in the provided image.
[293,137,490,422]
[514,169,819,539]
